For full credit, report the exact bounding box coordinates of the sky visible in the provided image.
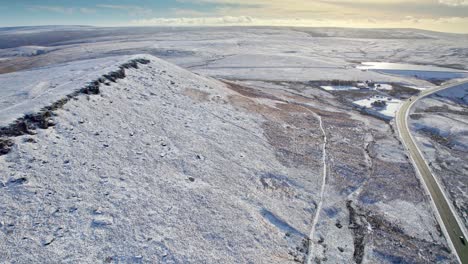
[1,0,468,33]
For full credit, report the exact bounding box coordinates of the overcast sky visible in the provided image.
[2,0,468,33]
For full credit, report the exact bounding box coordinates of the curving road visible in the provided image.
[396,79,468,264]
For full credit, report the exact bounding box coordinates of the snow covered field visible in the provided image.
[1,26,466,263]
[353,96,403,119]
[321,85,359,91]
[0,46,55,58]
[0,27,465,86]
[321,83,393,91]
[376,83,393,90]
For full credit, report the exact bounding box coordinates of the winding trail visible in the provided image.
[223,84,330,262]
[301,108,328,264]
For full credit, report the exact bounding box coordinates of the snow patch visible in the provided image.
[353,96,403,119]
[0,46,54,57]
[321,85,359,91]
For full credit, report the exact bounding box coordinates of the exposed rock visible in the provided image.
[6,177,28,187]
[0,58,151,156]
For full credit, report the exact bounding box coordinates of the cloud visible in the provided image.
[438,0,468,6]
[27,5,97,15]
[405,16,420,23]
[128,15,468,33]
[171,8,211,17]
[131,16,255,26]
[181,0,468,20]
[22,1,468,33]
[79,8,97,14]
[97,4,153,16]
[28,5,75,14]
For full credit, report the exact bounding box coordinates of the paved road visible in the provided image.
[396,80,468,263]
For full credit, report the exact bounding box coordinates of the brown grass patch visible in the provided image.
[183,88,210,102]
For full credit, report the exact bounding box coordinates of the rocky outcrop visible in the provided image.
[0,58,150,156]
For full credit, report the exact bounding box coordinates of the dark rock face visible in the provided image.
[0,138,14,155]
[6,177,28,187]
[346,200,453,264]
[0,58,151,156]
[346,200,368,264]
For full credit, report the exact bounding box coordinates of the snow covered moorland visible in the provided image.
[0,26,467,263]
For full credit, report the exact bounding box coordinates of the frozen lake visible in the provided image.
[357,62,468,81]
[357,62,467,72]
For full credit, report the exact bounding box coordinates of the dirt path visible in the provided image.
[300,107,328,264]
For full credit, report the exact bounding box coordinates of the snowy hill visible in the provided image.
[0,54,455,263]
[1,55,320,263]
[0,55,151,128]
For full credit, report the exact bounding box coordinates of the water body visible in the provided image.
[357,62,468,81]
[357,62,467,73]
